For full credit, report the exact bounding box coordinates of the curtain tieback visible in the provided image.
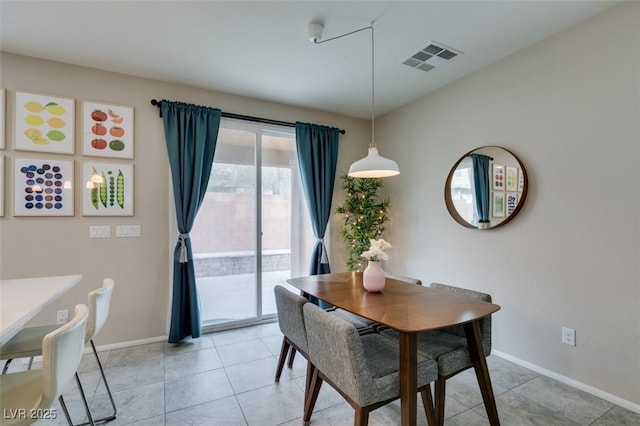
[178,233,190,263]
[317,238,329,265]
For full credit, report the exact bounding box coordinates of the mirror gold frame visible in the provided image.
[444,146,528,229]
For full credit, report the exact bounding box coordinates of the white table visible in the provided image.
[0,275,83,345]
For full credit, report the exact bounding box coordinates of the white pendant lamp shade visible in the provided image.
[348,146,400,178]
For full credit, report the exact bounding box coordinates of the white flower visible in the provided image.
[361,238,392,262]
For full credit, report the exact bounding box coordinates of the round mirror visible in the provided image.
[445,146,528,229]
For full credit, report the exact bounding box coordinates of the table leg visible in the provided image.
[399,332,417,426]
[464,321,500,425]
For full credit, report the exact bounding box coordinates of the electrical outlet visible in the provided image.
[561,326,576,346]
[56,309,69,325]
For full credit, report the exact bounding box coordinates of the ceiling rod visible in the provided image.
[150,99,346,135]
[309,22,399,178]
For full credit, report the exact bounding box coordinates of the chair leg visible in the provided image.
[91,339,117,422]
[75,372,96,426]
[275,337,291,382]
[1,359,12,374]
[435,377,447,426]
[303,368,322,423]
[287,346,297,368]
[73,340,117,426]
[304,361,315,404]
[59,395,74,425]
[421,384,436,426]
[354,406,369,426]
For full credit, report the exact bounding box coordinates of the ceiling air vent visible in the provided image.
[402,41,461,73]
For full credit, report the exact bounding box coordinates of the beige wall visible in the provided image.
[0,52,369,345]
[3,1,638,409]
[377,2,639,407]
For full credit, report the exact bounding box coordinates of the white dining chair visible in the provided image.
[0,279,117,424]
[0,304,93,426]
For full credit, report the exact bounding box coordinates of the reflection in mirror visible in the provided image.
[445,146,528,229]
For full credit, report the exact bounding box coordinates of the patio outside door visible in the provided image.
[190,119,313,331]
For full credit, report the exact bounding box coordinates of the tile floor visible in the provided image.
[27,321,639,426]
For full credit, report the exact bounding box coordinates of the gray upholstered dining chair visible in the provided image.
[378,282,493,426]
[273,285,312,387]
[286,274,423,371]
[302,302,438,426]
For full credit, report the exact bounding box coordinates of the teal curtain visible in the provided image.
[161,100,221,343]
[295,122,339,308]
[471,153,491,225]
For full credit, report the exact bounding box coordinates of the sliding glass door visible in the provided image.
[190,119,314,331]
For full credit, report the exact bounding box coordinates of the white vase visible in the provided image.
[363,261,386,292]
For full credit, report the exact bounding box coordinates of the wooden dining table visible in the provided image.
[287,272,501,426]
[0,274,83,345]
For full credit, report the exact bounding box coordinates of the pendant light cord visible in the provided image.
[314,24,376,148]
[370,25,375,148]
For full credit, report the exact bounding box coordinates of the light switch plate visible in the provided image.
[90,225,111,238]
[116,225,141,238]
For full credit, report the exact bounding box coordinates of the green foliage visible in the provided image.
[334,173,391,271]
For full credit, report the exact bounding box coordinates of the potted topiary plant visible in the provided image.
[334,173,391,272]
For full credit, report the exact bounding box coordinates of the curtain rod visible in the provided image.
[150,99,345,135]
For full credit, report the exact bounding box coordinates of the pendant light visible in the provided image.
[309,22,399,178]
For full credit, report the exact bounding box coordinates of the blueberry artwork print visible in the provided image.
[13,157,74,216]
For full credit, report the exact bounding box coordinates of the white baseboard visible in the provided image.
[92,335,167,353]
[17,335,168,367]
[492,349,640,414]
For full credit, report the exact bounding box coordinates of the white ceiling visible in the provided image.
[0,1,618,120]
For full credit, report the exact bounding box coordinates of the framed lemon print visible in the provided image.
[506,166,518,191]
[82,100,134,159]
[14,91,75,154]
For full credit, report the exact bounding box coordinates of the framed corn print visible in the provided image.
[14,91,75,154]
[14,157,74,216]
[82,101,134,159]
[82,161,133,216]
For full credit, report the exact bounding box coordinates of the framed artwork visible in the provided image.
[492,192,505,218]
[0,156,4,216]
[506,192,518,216]
[14,157,74,216]
[492,164,505,191]
[14,91,75,154]
[506,166,518,191]
[82,161,133,216]
[82,101,134,159]
[0,88,4,149]
[518,168,525,192]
